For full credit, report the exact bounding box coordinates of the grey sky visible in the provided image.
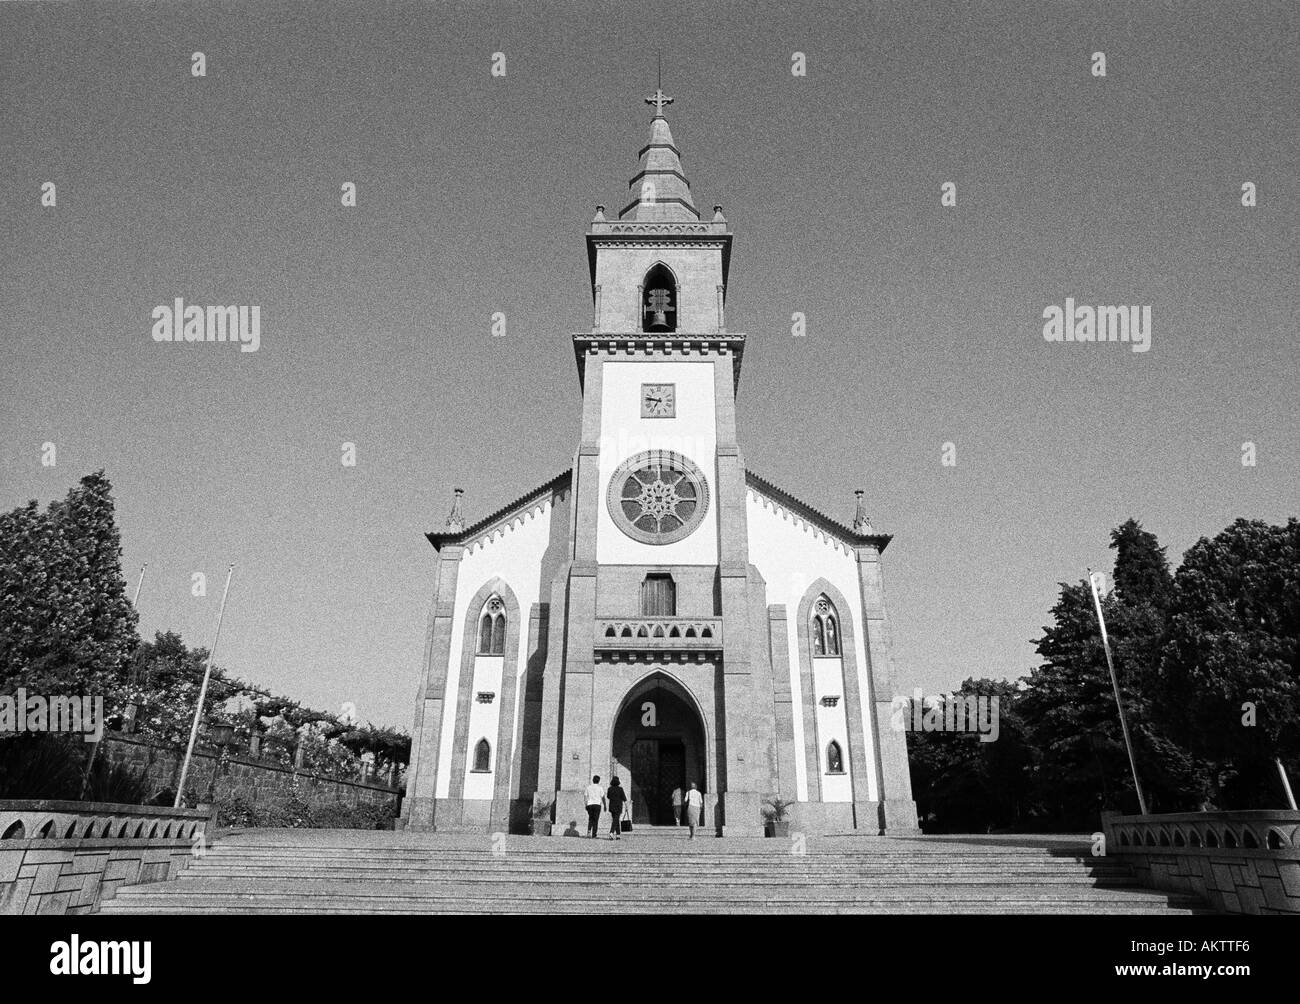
[2,1,1296,728]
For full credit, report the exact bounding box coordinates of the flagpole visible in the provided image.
[1088,568,1149,816]
[175,564,234,808]
[1278,758,1298,811]
[132,562,147,605]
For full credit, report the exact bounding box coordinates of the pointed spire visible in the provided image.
[445,488,466,532]
[619,68,699,223]
[852,490,873,534]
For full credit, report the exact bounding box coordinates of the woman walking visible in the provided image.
[684,781,703,838]
[606,776,628,840]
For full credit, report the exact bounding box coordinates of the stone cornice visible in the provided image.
[426,470,572,553]
[637,140,681,159]
[571,333,746,393]
[588,221,729,236]
[627,167,692,188]
[584,221,733,299]
[617,197,701,220]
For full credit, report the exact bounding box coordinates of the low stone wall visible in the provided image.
[1101,810,1300,915]
[0,800,212,916]
[101,731,402,815]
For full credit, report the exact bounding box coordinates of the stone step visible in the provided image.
[192,851,1121,866]
[191,863,1116,876]
[204,841,1085,856]
[199,848,1103,864]
[95,830,1200,915]
[102,904,1202,915]
[102,893,1205,915]
[187,862,1126,878]
[182,860,1132,876]
[107,882,1192,901]
[168,875,1139,891]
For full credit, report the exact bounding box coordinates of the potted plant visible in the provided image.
[531,799,554,837]
[763,796,795,838]
[207,717,236,749]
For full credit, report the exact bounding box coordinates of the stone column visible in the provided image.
[399,544,463,830]
[767,605,800,802]
[855,544,920,834]
[554,357,604,831]
[536,565,571,808]
[512,601,549,805]
[714,352,762,835]
[555,560,597,834]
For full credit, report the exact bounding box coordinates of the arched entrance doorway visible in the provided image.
[611,672,707,826]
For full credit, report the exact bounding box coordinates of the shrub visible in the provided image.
[0,733,149,804]
[209,786,395,830]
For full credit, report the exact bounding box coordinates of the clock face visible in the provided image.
[641,383,676,418]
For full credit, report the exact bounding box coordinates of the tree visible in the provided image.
[0,471,138,702]
[1018,520,1200,825]
[124,631,225,746]
[1155,518,1300,808]
[1020,580,1138,824]
[1110,518,1174,611]
[906,677,1033,832]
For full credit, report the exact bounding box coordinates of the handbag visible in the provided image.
[620,805,633,832]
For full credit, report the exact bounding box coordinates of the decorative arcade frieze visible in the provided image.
[594,617,723,662]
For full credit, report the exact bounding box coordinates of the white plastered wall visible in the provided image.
[435,489,571,799]
[596,360,718,566]
[744,490,879,804]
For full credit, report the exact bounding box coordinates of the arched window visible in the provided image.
[473,738,491,772]
[812,596,840,656]
[826,740,844,774]
[477,596,506,655]
[641,573,676,616]
[641,263,678,333]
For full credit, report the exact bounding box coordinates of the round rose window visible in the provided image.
[607,451,710,545]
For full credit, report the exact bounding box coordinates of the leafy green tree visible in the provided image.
[0,471,138,703]
[124,631,226,745]
[1110,518,1174,610]
[1019,581,1137,824]
[1156,518,1300,807]
[1018,520,1200,825]
[907,678,1033,832]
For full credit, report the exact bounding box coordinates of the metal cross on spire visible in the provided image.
[645,53,673,116]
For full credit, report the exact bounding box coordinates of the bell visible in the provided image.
[644,288,674,332]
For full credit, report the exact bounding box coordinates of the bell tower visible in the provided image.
[554,88,764,835]
[584,86,733,339]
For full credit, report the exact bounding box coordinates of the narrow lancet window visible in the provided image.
[477,596,506,655]
[812,596,840,657]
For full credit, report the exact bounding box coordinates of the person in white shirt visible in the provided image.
[684,781,704,838]
[584,775,606,838]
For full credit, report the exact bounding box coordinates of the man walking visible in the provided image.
[670,785,683,826]
[584,774,606,839]
[684,781,703,839]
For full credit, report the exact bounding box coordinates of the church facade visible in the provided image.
[400,93,918,837]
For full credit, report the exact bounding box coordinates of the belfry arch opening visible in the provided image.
[641,263,678,332]
[611,672,706,825]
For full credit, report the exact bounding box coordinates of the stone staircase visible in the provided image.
[97,829,1210,914]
